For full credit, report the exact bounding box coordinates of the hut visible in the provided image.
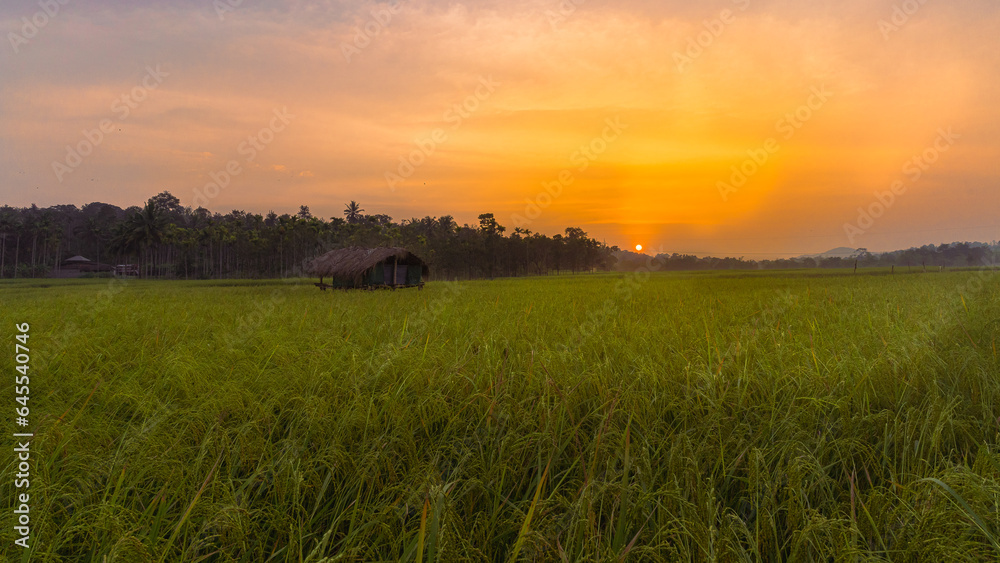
[52,255,114,278]
[306,247,429,290]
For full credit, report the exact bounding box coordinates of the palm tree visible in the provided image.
[108,222,138,266]
[73,216,107,266]
[118,201,167,276]
[0,209,19,278]
[343,201,364,224]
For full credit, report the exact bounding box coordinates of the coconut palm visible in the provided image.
[72,216,108,266]
[343,201,364,224]
[116,201,167,276]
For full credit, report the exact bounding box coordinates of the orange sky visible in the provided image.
[1,0,998,256]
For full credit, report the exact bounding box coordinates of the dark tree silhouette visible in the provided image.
[343,201,364,224]
[0,194,995,280]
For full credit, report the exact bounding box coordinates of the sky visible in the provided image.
[1,0,998,257]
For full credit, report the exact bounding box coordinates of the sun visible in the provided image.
[635,244,643,252]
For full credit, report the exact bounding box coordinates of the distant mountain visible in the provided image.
[798,247,860,259]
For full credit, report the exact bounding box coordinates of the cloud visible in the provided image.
[0,0,998,254]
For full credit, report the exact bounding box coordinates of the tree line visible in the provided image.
[614,244,999,272]
[1,191,995,280]
[0,192,616,279]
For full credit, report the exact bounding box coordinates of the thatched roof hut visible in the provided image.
[307,247,429,289]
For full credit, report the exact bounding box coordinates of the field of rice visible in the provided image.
[2,269,1000,561]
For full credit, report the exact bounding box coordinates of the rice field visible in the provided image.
[2,269,1000,561]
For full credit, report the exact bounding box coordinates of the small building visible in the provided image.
[307,247,429,290]
[52,255,114,278]
[114,264,140,278]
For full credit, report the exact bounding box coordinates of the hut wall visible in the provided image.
[376,263,410,285]
[368,264,384,286]
[406,266,421,285]
[384,264,407,285]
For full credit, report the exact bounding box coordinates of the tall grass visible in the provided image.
[2,270,999,561]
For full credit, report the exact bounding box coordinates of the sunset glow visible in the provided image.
[2,0,998,256]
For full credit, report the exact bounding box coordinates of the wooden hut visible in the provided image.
[307,247,429,290]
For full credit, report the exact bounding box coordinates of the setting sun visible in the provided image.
[635,244,643,251]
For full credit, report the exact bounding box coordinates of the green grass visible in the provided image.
[2,269,1000,561]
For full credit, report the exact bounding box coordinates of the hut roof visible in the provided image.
[64,255,92,263]
[307,247,428,279]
